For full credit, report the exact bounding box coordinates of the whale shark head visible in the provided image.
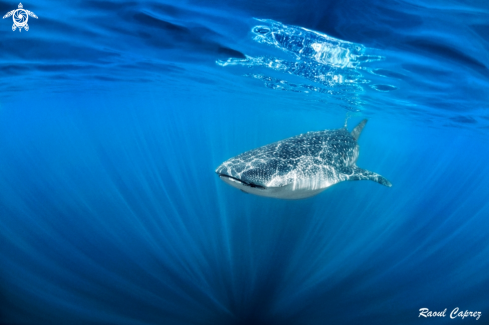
[215,161,274,190]
[215,159,332,199]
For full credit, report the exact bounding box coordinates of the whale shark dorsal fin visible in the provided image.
[351,119,368,141]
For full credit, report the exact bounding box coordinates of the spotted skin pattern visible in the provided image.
[216,120,391,199]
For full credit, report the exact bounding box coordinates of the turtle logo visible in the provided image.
[3,3,38,32]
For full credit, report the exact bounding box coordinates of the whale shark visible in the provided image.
[215,119,391,199]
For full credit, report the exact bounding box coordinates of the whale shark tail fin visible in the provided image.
[351,119,368,141]
[347,166,392,187]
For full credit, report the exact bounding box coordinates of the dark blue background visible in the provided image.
[1,0,488,324]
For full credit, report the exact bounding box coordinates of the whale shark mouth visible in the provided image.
[217,174,266,190]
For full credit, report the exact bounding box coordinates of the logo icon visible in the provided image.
[3,3,37,32]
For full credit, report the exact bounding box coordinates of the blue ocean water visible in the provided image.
[1,0,488,324]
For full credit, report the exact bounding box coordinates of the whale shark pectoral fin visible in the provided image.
[345,166,392,187]
[351,119,368,141]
